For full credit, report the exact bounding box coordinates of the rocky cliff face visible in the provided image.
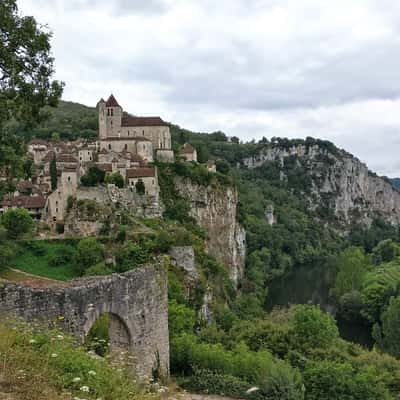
[243,143,400,226]
[175,178,246,284]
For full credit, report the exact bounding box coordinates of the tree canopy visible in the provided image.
[0,0,63,193]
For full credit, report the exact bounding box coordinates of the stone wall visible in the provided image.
[0,263,169,378]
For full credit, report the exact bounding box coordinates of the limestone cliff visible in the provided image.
[174,178,246,283]
[243,142,400,226]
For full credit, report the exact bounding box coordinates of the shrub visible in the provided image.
[105,172,124,188]
[170,334,304,399]
[303,360,391,400]
[84,263,113,277]
[0,242,15,271]
[116,241,149,272]
[2,208,33,239]
[292,305,339,349]
[75,238,104,273]
[182,368,257,400]
[169,300,196,338]
[48,245,75,267]
[80,166,105,186]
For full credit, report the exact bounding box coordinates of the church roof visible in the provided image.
[105,94,120,108]
[100,136,151,142]
[121,112,168,127]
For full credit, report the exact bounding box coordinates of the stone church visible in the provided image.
[98,95,174,162]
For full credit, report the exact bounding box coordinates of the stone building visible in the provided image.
[181,143,197,162]
[126,167,158,196]
[98,95,174,162]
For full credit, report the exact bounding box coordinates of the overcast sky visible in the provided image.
[19,0,400,177]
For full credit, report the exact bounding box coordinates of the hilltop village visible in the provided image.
[0,95,213,229]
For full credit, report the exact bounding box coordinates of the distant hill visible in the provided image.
[32,100,98,141]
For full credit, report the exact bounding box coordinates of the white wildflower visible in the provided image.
[29,339,37,344]
[80,385,90,392]
[246,387,259,394]
[56,334,64,340]
[51,353,58,358]
[88,370,96,376]
[72,377,81,383]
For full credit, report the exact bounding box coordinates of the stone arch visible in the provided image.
[84,311,131,354]
[0,263,169,378]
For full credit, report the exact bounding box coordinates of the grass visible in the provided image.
[0,319,158,400]
[10,242,80,281]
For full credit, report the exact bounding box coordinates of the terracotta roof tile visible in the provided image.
[57,153,78,163]
[1,195,45,209]
[105,94,120,108]
[121,112,168,127]
[126,168,155,178]
[96,163,112,172]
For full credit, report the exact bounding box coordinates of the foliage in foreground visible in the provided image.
[0,320,155,400]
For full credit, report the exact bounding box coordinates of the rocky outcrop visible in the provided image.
[243,143,400,226]
[174,178,246,284]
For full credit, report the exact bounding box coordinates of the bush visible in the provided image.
[169,300,196,338]
[170,334,304,399]
[116,241,149,272]
[303,360,391,400]
[0,242,15,270]
[48,246,75,267]
[75,238,104,274]
[105,172,124,188]
[292,305,339,349]
[84,263,113,277]
[182,368,257,400]
[80,166,105,186]
[2,208,33,239]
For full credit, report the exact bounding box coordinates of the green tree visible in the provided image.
[333,247,370,298]
[75,237,104,273]
[292,305,339,349]
[0,0,63,191]
[373,296,400,358]
[135,179,145,195]
[169,299,196,338]
[49,154,57,190]
[105,172,124,188]
[116,241,149,272]
[0,242,15,271]
[372,239,400,265]
[2,208,33,239]
[80,166,105,186]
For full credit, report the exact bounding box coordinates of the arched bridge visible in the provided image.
[0,263,169,378]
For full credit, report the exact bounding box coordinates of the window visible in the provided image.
[143,130,145,135]
[68,176,71,182]
[56,208,58,213]
[55,201,58,205]
[111,109,114,116]
[107,109,110,116]
[108,144,111,150]
[143,144,145,150]
[125,144,128,150]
